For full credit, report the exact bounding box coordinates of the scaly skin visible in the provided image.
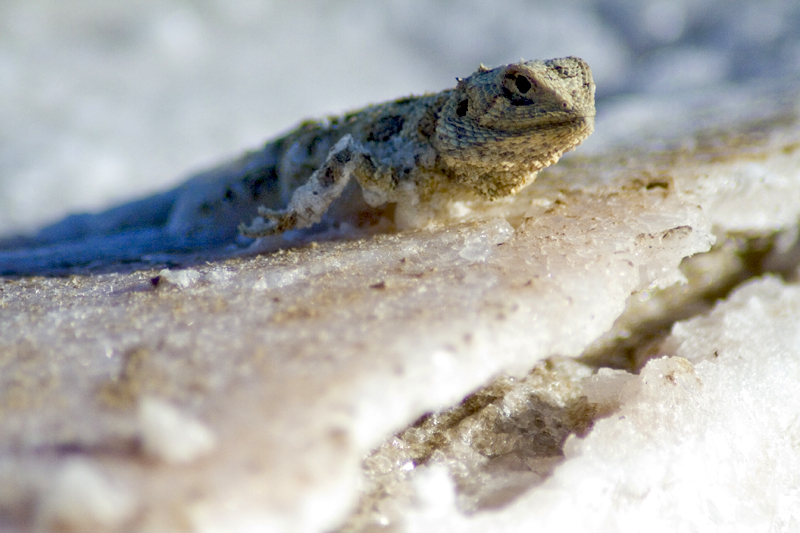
[237,56,595,237]
[0,57,594,274]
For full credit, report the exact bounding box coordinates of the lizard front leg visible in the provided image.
[239,134,391,238]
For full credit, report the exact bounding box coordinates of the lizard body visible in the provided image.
[1,57,594,273]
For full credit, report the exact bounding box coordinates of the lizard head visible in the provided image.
[433,56,595,198]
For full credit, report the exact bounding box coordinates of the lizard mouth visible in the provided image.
[539,114,595,127]
[497,114,595,138]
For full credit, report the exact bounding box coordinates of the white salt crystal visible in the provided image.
[36,459,136,532]
[400,276,800,532]
[459,219,515,262]
[254,266,307,290]
[157,268,202,289]
[138,396,217,465]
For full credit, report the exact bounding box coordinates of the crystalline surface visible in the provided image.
[394,277,800,532]
[0,189,711,530]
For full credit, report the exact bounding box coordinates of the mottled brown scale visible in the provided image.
[235,57,595,237]
[47,57,593,247]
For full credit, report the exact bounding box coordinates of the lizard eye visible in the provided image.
[502,73,536,106]
[456,98,469,117]
[514,75,531,93]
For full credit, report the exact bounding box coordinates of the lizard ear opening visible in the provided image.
[456,98,469,117]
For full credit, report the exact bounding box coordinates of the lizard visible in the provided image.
[0,56,595,274]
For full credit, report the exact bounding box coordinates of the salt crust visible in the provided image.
[397,276,800,533]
